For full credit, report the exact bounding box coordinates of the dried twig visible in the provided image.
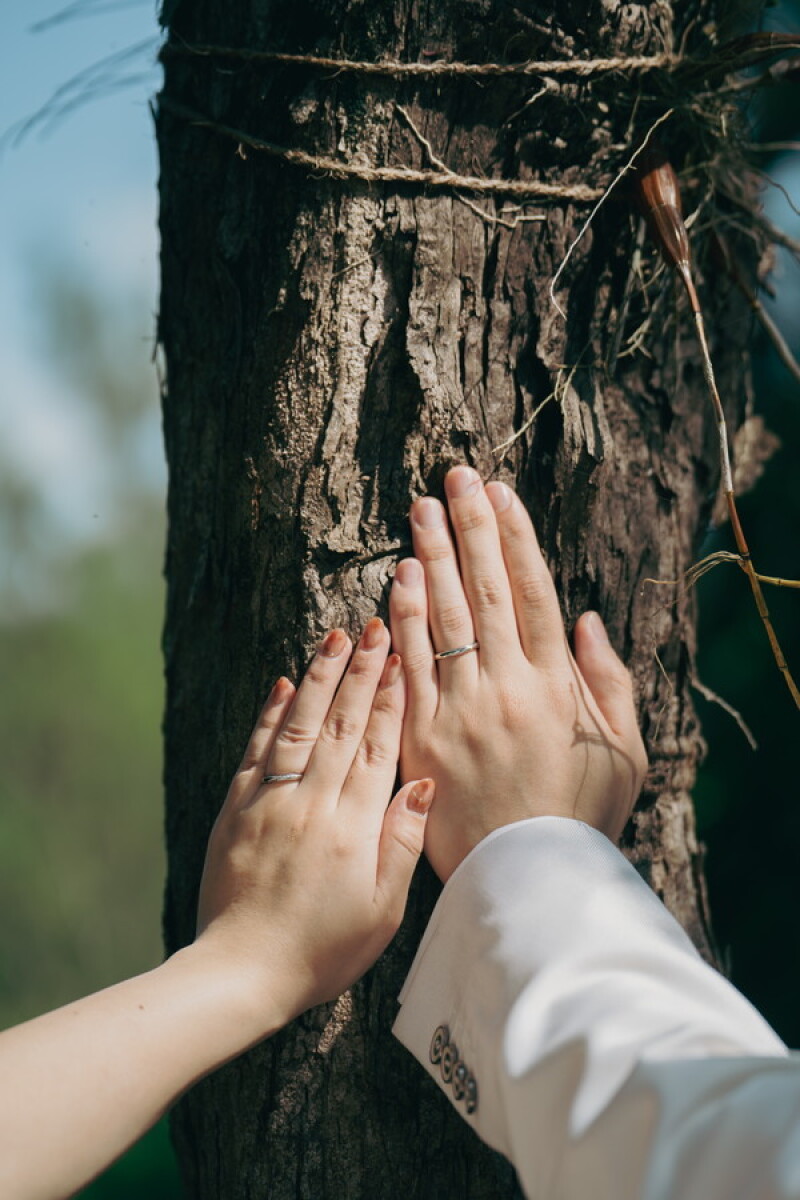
[607,217,647,373]
[644,550,800,596]
[691,675,758,751]
[492,354,586,456]
[635,148,800,708]
[712,232,800,386]
[396,105,546,229]
[746,141,800,153]
[549,108,675,320]
[492,389,558,456]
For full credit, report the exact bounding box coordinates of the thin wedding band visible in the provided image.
[434,640,480,661]
[262,772,304,784]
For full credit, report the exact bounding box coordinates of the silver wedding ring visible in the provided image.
[262,772,304,784]
[434,640,480,661]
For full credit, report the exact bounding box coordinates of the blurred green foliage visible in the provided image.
[0,268,181,1193]
[80,1118,181,1199]
[0,534,164,1023]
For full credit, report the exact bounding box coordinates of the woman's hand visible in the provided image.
[0,620,432,1200]
[389,468,647,882]
[196,618,433,1031]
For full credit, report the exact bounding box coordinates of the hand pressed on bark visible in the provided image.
[196,617,434,1028]
[0,619,433,1200]
[389,467,648,883]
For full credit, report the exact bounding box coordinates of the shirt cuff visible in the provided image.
[393,816,786,1160]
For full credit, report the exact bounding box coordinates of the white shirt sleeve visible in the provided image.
[392,816,799,1200]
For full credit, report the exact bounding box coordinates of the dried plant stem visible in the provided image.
[644,549,800,595]
[679,266,800,708]
[492,356,583,455]
[548,108,675,319]
[492,389,557,456]
[607,217,646,372]
[755,572,800,589]
[717,248,800,386]
[744,294,800,386]
[691,675,758,750]
[396,105,546,229]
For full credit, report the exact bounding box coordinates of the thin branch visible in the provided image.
[30,0,148,33]
[745,141,800,153]
[635,152,800,706]
[548,108,675,320]
[3,38,158,148]
[396,105,546,228]
[691,675,758,750]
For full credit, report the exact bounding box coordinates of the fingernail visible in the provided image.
[361,616,385,650]
[486,482,512,513]
[585,611,609,644]
[413,497,444,529]
[270,676,293,703]
[395,558,423,585]
[319,628,348,657]
[380,653,402,688]
[445,466,481,499]
[407,778,435,815]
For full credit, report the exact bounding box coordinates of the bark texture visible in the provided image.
[158,1,760,1195]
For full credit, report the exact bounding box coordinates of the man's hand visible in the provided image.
[389,467,647,882]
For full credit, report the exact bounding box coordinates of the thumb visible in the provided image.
[573,611,639,739]
[375,779,434,923]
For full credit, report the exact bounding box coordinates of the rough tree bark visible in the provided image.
[158,1,761,1195]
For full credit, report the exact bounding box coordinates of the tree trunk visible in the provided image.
[157,1,757,1195]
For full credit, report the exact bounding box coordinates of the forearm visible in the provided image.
[0,944,280,1200]
[394,817,787,1197]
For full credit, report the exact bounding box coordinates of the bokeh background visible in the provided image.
[0,2,798,1194]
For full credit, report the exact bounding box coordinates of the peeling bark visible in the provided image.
[158,1,760,1194]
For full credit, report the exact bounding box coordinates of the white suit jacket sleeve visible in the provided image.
[392,817,800,1200]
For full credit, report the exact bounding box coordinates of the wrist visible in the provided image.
[167,937,290,1057]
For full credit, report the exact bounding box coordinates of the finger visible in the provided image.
[442,467,518,662]
[374,779,434,930]
[303,618,390,792]
[229,677,296,804]
[485,482,565,666]
[573,612,641,744]
[389,558,437,721]
[341,652,405,814]
[263,628,351,781]
[237,677,296,771]
[409,496,477,683]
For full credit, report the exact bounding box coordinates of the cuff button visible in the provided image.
[465,1075,478,1115]
[441,1041,458,1083]
[429,1024,449,1066]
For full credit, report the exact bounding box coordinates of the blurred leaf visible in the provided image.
[77,1119,182,1199]
[0,262,175,1185]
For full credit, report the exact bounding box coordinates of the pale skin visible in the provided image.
[0,620,433,1200]
[389,465,648,881]
[0,469,645,1200]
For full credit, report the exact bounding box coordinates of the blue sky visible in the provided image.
[1,3,798,563]
[0,0,162,549]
